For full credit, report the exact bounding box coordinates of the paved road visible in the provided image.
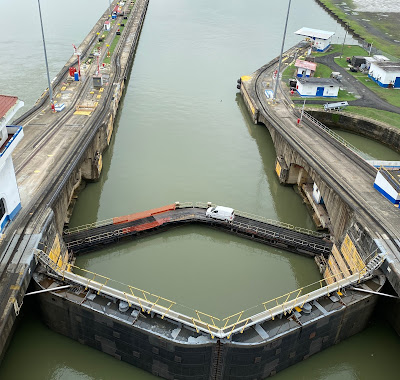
[294,52,400,115]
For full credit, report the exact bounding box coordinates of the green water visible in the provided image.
[1,0,400,379]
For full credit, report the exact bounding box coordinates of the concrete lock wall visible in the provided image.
[307,111,400,154]
[261,117,353,239]
[36,285,379,380]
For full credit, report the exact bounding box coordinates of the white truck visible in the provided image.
[206,206,235,222]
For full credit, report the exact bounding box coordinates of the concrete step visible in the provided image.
[327,254,344,282]
[331,244,352,276]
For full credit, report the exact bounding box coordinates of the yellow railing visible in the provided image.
[380,166,400,189]
[37,230,386,339]
[36,246,383,340]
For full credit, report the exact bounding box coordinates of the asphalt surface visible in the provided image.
[294,52,400,115]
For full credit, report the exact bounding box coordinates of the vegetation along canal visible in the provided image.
[1,0,399,378]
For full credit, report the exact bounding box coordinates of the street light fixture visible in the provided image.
[37,0,55,112]
[273,0,292,101]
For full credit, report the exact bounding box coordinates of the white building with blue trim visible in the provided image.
[373,167,400,207]
[294,27,335,52]
[296,77,340,97]
[368,61,400,88]
[0,95,24,235]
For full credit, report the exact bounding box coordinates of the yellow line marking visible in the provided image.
[34,170,40,173]
[97,94,102,99]
[74,111,92,116]
[10,285,20,290]
[56,94,61,98]
[61,86,66,91]
[241,75,252,82]
[47,154,53,157]
[99,88,104,92]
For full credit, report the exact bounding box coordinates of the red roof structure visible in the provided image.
[295,59,317,72]
[0,95,18,120]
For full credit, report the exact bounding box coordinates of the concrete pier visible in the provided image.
[0,0,150,362]
[239,44,400,299]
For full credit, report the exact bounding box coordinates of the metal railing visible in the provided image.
[65,211,329,253]
[64,218,114,235]
[230,220,330,253]
[64,202,328,238]
[302,112,368,159]
[380,166,400,190]
[35,245,384,340]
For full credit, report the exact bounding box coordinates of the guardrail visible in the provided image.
[380,166,400,189]
[35,246,384,340]
[64,202,328,238]
[301,112,367,159]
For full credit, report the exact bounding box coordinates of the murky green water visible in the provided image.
[1,0,400,379]
[334,130,400,161]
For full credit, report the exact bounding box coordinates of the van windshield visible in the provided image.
[210,207,215,212]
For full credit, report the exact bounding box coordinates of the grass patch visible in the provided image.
[318,0,400,58]
[297,105,400,129]
[282,64,296,84]
[314,63,333,78]
[314,44,368,59]
[345,106,400,129]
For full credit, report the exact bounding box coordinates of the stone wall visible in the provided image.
[308,111,400,154]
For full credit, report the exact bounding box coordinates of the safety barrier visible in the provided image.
[65,210,330,254]
[302,112,367,159]
[35,244,385,340]
[380,166,400,189]
[65,202,328,238]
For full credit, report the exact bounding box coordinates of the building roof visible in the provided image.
[372,61,400,72]
[0,95,18,120]
[294,27,335,40]
[295,59,317,71]
[297,77,339,86]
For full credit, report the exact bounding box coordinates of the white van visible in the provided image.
[205,206,235,222]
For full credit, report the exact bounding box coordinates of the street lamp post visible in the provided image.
[37,0,54,112]
[273,0,292,102]
[339,23,348,59]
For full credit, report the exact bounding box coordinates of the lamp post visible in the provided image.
[339,23,348,59]
[37,0,54,112]
[273,0,292,102]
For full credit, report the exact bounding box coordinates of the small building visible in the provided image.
[296,77,340,97]
[104,20,110,31]
[363,56,376,70]
[373,167,400,205]
[294,27,335,52]
[368,61,400,88]
[295,59,317,78]
[0,95,24,235]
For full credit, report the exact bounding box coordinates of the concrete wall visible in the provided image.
[307,110,400,154]
[0,158,21,233]
[263,120,352,240]
[0,208,63,363]
[36,284,379,380]
[50,0,150,233]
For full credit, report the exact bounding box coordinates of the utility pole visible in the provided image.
[339,23,348,59]
[273,0,292,102]
[37,0,55,112]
